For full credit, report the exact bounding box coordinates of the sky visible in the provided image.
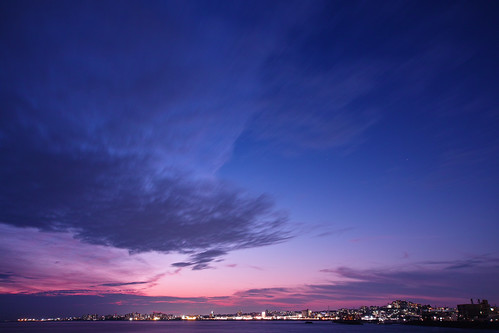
[1,0,498,320]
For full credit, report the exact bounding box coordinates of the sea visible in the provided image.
[0,321,496,333]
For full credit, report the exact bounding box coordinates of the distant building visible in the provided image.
[457,299,490,321]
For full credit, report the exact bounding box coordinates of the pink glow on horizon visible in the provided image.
[0,224,310,299]
[0,224,168,295]
[1,224,496,311]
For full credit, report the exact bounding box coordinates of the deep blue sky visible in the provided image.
[1,0,498,320]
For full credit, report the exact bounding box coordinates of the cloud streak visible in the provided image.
[0,224,171,295]
[0,139,289,265]
[172,249,228,270]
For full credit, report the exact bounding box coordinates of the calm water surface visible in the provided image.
[1,321,496,333]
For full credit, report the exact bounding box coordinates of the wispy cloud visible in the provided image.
[100,281,149,287]
[172,249,228,270]
[317,258,499,304]
[0,224,169,294]
[419,255,499,270]
[316,226,355,238]
[0,105,290,265]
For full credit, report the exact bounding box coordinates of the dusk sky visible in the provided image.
[1,0,498,320]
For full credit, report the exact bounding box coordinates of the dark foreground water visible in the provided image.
[1,321,497,333]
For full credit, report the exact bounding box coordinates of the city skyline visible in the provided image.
[12,299,486,320]
[1,0,498,321]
